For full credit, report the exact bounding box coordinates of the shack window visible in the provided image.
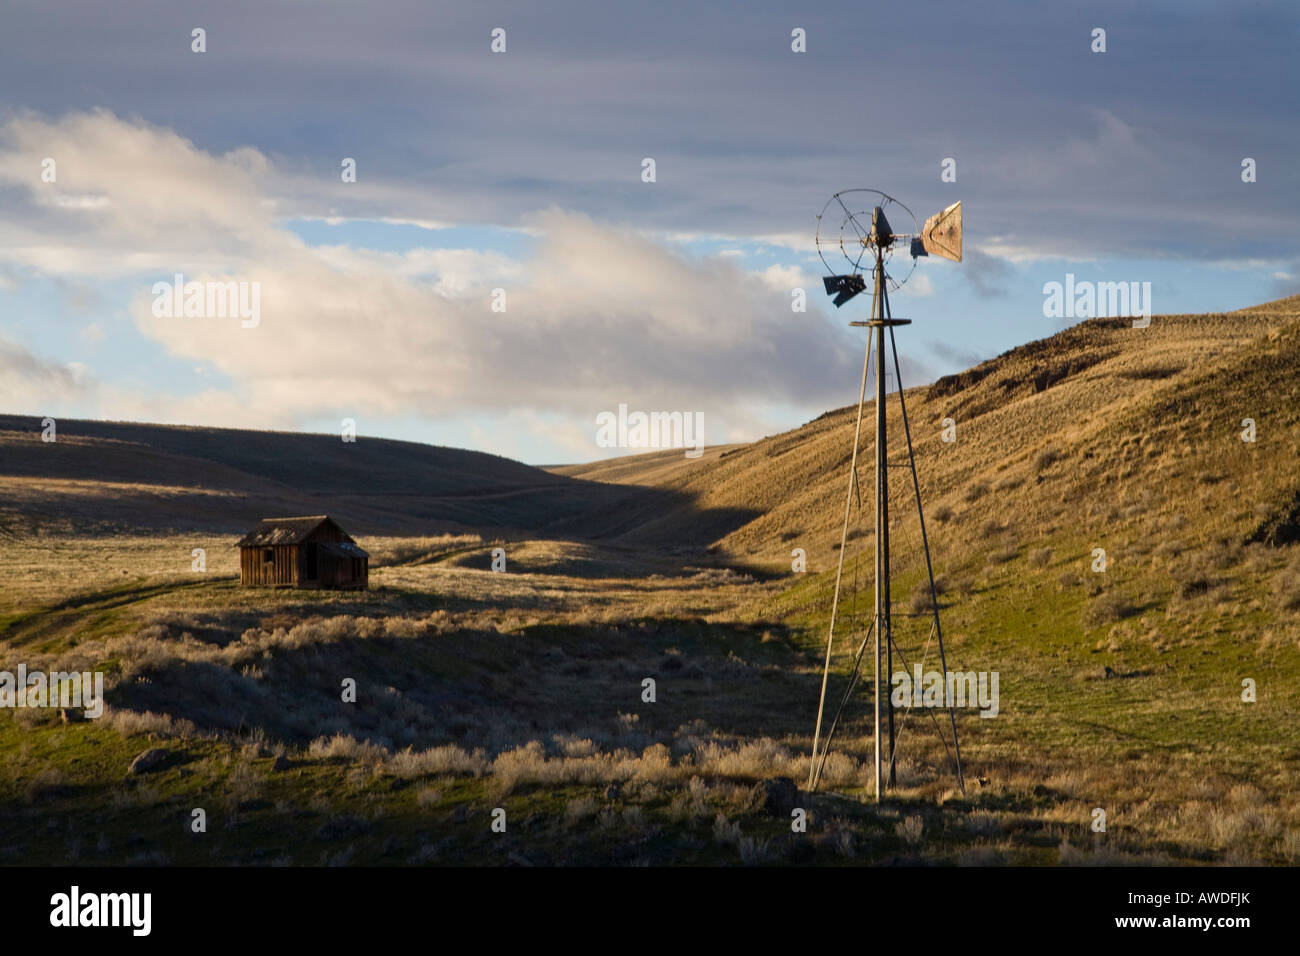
[306,543,319,579]
[263,548,274,563]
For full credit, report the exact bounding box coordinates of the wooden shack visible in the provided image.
[237,515,369,590]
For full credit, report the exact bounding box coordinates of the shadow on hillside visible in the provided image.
[0,413,761,566]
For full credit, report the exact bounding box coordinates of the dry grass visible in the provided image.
[895,815,924,845]
[1082,590,1139,627]
[1273,554,1300,613]
[1034,448,1064,472]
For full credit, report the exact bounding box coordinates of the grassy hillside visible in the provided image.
[554,296,1300,573]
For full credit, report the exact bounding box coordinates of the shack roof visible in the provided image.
[236,515,352,548]
[321,541,369,559]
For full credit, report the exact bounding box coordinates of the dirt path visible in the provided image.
[0,578,233,652]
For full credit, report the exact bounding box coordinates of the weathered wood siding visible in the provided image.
[239,543,299,587]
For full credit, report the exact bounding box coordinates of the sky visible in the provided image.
[0,0,1296,464]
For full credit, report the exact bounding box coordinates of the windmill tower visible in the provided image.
[807,190,965,802]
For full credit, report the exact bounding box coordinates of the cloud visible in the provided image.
[961,249,1015,299]
[0,110,864,442]
[927,339,987,371]
[0,336,90,407]
[1267,264,1300,300]
[907,273,934,298]
[0,109,283,277]
[1,2,1297,262]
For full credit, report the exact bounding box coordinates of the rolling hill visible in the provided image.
[0,414,671,541]
[554,294,1300,581]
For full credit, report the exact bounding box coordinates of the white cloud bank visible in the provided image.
[0,110,865,452]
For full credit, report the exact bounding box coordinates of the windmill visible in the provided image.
[807,189,965,802]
